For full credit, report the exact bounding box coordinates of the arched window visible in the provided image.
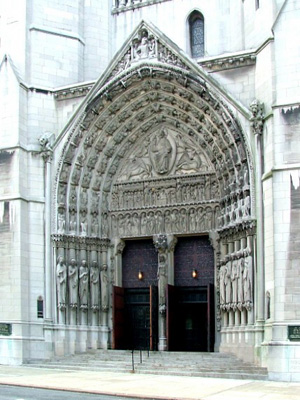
[189,11,204,58]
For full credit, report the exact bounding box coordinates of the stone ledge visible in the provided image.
[200,52,256,72]
[53,82,94,101]
[112,0,171,14]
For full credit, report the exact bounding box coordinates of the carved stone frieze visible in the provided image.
[111,172,218,212]
[110,204,218,238]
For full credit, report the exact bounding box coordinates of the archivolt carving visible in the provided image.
[55,61,253,244]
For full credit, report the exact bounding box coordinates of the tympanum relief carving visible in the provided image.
[117,127,210,182]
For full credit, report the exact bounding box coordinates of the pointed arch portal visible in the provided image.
[52,22,256,354]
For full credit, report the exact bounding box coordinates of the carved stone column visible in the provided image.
[227,241,234,329]
[86,237,101,349]
[39,133,59,356]
[153,234,169,351]
[250,99,265,345]
[100,239,110,349]
[79,247,88,325]
[52,236,67,356]
[39,144,54,323]
[67,240,78,355]
[240,237,247,327]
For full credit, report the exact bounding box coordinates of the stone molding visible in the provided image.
[54,82,94,101]
[112,0,171,14]
[200,53,256,72]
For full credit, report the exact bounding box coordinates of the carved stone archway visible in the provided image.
[51,21,256,354]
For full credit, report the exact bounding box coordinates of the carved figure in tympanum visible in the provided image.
[149,128,173,175]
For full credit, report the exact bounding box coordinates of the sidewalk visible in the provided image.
[0,365,299,400]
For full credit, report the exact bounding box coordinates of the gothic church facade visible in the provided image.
[0,0,299,382]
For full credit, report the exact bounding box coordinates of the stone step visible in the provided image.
[30,360,262,372]
[27,363,268,381]
[27,350,269,380]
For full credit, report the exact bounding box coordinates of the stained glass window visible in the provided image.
[189,13,204,58]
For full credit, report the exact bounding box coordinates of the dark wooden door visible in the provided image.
[125,288,150,350]
[207,283,215,352]
[166,284,177,351]
[150,285,158,351]
[112,286,125,350]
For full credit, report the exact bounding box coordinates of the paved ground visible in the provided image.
[0,366,299,400]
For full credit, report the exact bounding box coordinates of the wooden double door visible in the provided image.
[113,284,214,352]
[167,284,214,352]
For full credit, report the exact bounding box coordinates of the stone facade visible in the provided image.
[0,0,299,382]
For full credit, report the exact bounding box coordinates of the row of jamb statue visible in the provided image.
[56,256,103,312]
[219,247,253,312]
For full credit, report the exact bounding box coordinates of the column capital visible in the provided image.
[39,132,55,162]
[249,99,265,136]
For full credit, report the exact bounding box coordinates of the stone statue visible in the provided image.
[69,210,77,233]
[68,258,78,309]
[57,210,65,234]
[175,144,201,174]
[100,264,108,311]
[219,261,226,308]
[243,249,253,310]
[157,253,168,310]
[231,255,238,310]
[155,211,164,233]
[243,196,251,218]
[90,260,100,311]
[225,256,232,310]
[132,213,139,236]
[79,259,89,310]
[102,212,109,237]
[149,129,172,175]
[237,256,244,310]
[91,213,99,236]
[137,212,145,235]
[164,210,172,233]
[189,208,197,232]
[80,215,87,236]
[56,256,67,310]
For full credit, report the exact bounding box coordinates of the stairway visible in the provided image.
[27,350,268,380]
